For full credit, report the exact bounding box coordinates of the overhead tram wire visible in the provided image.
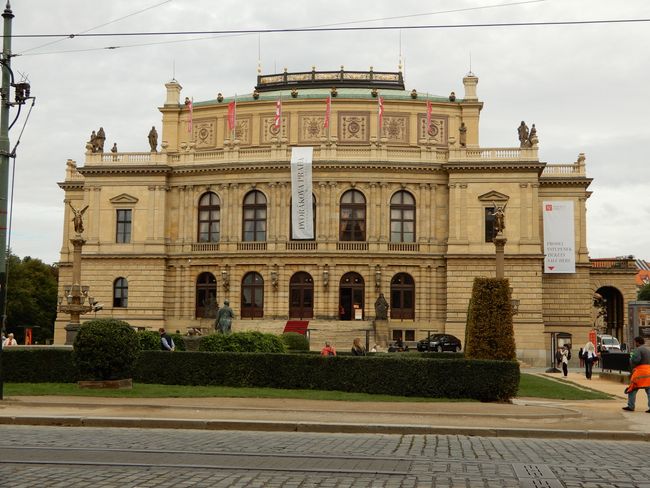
[10,17,650,41]
[14,16,650,58]
[18,0,172,54]
[16,0,546,57]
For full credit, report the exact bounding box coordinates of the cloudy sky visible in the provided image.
[6,0,650,264]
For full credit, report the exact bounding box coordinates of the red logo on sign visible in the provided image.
[545,204,553,211]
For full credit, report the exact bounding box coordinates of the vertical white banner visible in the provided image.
[291,147,314,239]
[543,200,576,273]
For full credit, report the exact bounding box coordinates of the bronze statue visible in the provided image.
[148,126,158,152]
[111,143,118,153]
[215,300,235,334]
[459,122,467,147]
[374,293,389,320]
[517,121,529,148]
[492,202,507,236]
[69,202,89,234]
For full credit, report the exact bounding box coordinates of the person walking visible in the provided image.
[351,337,366,356]
[623,336,650,412]
[582,341,597,379]
[560,345,570,377]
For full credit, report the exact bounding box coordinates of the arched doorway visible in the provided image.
[339,272,365,320]
[289,272,314,319]
[594,286,625,340]
[390,273,415,319]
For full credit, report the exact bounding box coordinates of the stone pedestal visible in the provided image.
[494,234,507,279]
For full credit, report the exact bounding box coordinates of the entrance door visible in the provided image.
[339,272,365,320]
[289,272,314,319]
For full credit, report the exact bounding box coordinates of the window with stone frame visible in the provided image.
[198,192,220,242]
[113,277,128,308]
[339,189,366,241]
[390,190,416,242]
[116,209,132,243]
[242,191,267,242]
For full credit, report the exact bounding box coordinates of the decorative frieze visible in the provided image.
[298,113,326,143]
[260,114,289,144]
[193,119,216,149]
[380,113,409,143]
[417,114,448,145]
[338,112,369,144]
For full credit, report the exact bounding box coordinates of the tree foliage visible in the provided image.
[638,283,650,301]
[465,277,517,361]
[73,318,139,380]
[199,331,287,353]
[5,253,58,343]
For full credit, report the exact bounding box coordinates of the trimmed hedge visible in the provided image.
[73,319,140,380]
[281,332,310,351]
[199,331,286,353]
[465,277,516,361]
[2,348,76,383]
[137,330,160,350]
[134,351,519,401]
[2,348,520,401]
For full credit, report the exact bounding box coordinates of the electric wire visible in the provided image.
[16,0,547,57]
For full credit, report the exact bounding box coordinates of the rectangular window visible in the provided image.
[484,207,495,243]
[116,209,132,243]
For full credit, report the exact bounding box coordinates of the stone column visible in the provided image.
[64,236,87,345]
[317,182,327,240]
[459,184,468,241]
[418,183,427,243]
[519,183,530,240]
[329,182,337,241]
[379,182,389,241]
[268,182,277,241]
[494,234,507,279]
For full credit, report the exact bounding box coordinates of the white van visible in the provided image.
[597,334,621,352]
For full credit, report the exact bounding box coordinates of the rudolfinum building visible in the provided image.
[55,67,637,366]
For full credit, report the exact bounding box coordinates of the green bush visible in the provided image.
[281,332,310,351]
[171,333,186,351]
[2,348,76,383]
[199,331,286,353]
[137,330,160,350]
[134,351,519,402]
[465,277,516,361]
[73,319,140,380]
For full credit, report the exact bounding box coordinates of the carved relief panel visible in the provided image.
[298,113,326,143]
[260,114,289,144]
[224,115,252,145]
[193,119,216,149]
[338,112,369,144]
[417,114,448,145]
[380,113,409,143]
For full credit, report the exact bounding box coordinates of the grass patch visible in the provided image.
[518,373,612,400]
[4,373,611,402]
[3,383,464,403]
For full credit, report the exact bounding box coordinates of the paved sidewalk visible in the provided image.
[0,369,648,440]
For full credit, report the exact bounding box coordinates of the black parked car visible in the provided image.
[416,333,462,352]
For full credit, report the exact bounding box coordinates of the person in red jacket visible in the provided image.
[320,342,336,356]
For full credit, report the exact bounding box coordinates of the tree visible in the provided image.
[465,277,517,361]
[639,283,650,301]
[5,252,58,344]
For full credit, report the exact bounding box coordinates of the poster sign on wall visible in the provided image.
[290,147,314,240]
[543,200,576,274]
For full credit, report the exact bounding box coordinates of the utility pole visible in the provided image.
[0,1,14,401]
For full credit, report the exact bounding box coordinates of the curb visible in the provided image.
[0,415,647,441]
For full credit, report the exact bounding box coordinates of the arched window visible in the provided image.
[339,190,366,241]
[390,191,415,243]
[390,273,415,320]
[198,192,220,242]
[113,277,128,308]
[243,190,267,242]
[195,272,217,318]
[241,272,264,318]
[290,194,317,240]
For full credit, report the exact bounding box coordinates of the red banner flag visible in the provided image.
[324,95,331,129]
[185,97,194,133]
[227,100,237,131]
[274,98,282,128]
[426,100,432,131]
[378,96,384,129]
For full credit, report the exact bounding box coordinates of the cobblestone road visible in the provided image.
[0,426,648,487]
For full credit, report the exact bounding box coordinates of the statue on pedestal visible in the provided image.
[375,293,389,320]
[492,202,507,236]
[215,300,235,334]
[69,202,89,234]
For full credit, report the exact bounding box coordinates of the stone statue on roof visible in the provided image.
[517,121,529,148]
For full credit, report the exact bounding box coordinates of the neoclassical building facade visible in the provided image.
[55,68,636,365]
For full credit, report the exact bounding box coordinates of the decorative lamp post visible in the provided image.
[58,204,94,345]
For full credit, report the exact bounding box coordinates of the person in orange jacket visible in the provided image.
[623,336,650,412]
[320,342,336,356]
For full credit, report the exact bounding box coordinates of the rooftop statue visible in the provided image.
[148,126,158,152]
[69,202,89,235]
